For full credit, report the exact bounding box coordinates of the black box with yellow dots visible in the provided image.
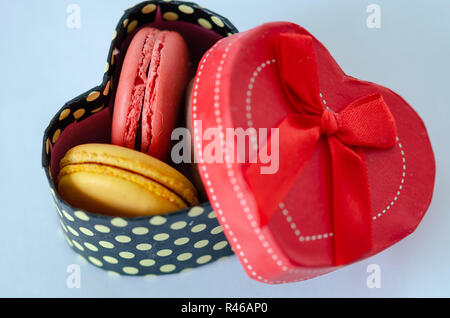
[42,0,238,276]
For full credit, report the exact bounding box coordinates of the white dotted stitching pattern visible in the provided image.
[373,137,406,220]
[245,61,335,243]
[246,60,407,243]
[193,38,264,281]
[278,141,405,238]
[193,37,312,284]
[218,38,292,279]
[194,42,408,283]
[245,60,277,151]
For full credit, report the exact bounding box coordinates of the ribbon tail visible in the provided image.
[245,114,321,226]
[328,138,373,265]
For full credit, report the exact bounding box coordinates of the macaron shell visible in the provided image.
[112,27,190,161]
[141,30,190,159]
[58,165,185,217]
[111,27,158,149]
[60,143,199,206]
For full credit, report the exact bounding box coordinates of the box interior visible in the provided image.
[50,8,224,205]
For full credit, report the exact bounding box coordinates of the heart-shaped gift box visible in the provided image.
[42,1,238,276]
[192,22,435,283]
[42,2,435,284]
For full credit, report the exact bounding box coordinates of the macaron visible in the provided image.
[57,144,199,217]
[111,27,190,161]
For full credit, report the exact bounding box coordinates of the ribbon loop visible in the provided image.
[244,32,398,266]
[276,33,323,114]
[337,93,397,148]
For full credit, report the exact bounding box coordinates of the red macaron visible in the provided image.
[112,27,190,160]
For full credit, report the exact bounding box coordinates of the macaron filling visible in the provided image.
[112,26,190,161]
[123,29,160,151]
[141,34,165,154]
[58,144,199,207]
[58,163,189,210]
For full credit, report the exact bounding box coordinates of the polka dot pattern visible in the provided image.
[99,241,114,249]
[59,109,70,120]
[136,243,152,251]
[72,240,84,251]
[141,4,157,14]
[123,267,139,275]
[74,211,89,221]
[119,251,135,259]
[188,206,204,217]
[153,233,170,241]
[63,210,74,221]
[150,216,167,226]
[67,226,79,237]
[160,264,176,273]
[111,217,128,227]
[198,18,212,30]
[103,81,111,96]
[174,237,189,245]
[79,227,94,236]
[55,201,232,276]
[89,256,103,267]
[86,91,100,102]
[213,241,228,250]
[84,242,98,252]
[170,221,187,230]
[191,224,207,233]
[157,249,173,257]
[115,235,132,243]
[178,4,194,14]
[127,20,139,33]
[73,109,85,120]
[194,240,209,248]
[197,255,212,264]
[104,256,118,264]
[94,224,110,233]
[177,253,192,261]
[140,259,155,267]
[45,138,50,155]
[132,227,149,235]
[52,129,61,143]
[163,12,179,21]
[42,1,238,276]
[91,105,104,113]
[211,16,224,28]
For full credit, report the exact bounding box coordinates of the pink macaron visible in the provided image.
[111,27,190,160]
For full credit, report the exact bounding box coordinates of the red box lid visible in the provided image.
[191,22,435,283]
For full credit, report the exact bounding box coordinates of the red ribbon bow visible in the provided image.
[245,33,397,265]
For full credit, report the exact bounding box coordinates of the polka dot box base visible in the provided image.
[42,1,238,276]
[54,193,232,276]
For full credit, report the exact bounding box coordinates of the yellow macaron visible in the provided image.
[57,143,199,217]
